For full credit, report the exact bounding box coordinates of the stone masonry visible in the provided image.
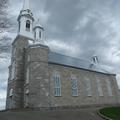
[6,35,120,109]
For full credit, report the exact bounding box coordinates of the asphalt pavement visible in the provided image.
[0,107,103,120]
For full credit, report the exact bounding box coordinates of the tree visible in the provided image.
[0,0,12,58]
[0,0,10,33]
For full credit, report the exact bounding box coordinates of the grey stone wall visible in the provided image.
[49,64,119,107]
[24,44,50,108]
[6,35,29,109]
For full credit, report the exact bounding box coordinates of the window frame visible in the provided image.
[71,75,78,97]
[53,72,61,97]
[26,20,31,31]
[39,30,41,38]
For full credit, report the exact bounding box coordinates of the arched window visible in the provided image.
[71,75,78,96]
[39,30,41,38]
[53,72,61,96]
[9,89,13,97]
[18,21,20,32]
[34,31,36,39]
[26,20,30,31]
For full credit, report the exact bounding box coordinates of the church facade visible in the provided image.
[6,0,120,109]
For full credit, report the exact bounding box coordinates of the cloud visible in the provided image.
[0,98,6,110]
[0,57,9,110]
[46,39,81,57]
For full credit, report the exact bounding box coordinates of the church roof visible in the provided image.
[48,52,114,75]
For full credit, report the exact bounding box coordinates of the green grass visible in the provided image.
[99,107,120,120]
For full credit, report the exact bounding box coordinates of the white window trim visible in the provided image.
[53,72,61,97]
[71,75,78,97]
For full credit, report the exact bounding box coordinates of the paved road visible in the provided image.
[0,108,103,120]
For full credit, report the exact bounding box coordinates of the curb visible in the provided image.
[97,111,112,120]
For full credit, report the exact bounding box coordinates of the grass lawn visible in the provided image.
[99,107,120,120]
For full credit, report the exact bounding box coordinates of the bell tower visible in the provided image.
[17,0,34,39]
[33,19,44,44]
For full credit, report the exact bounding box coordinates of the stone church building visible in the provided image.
[6,0,120,109]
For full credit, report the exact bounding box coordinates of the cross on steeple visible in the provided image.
[23,0,30,10]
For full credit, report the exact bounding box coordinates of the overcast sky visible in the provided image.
[1,0,120,109]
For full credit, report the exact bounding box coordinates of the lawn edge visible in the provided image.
[97,110,113,120]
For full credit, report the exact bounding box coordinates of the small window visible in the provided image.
[26,20,30,31]
[26,67,29,84]
[9,89,13,97]
[18,21,20,32]
[71,75,78,96]
[53,72,61,96]
[39,31,41,38]
[34,31,36,39]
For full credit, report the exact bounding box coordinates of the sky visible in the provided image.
[1,0,120,109]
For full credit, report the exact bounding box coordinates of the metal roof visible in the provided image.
[48,51,113,75]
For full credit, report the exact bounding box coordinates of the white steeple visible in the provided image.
[33,18,44,44]
[17,0,34,39]
[23,0,30,10]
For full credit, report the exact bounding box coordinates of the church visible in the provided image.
[6,0,120,109]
